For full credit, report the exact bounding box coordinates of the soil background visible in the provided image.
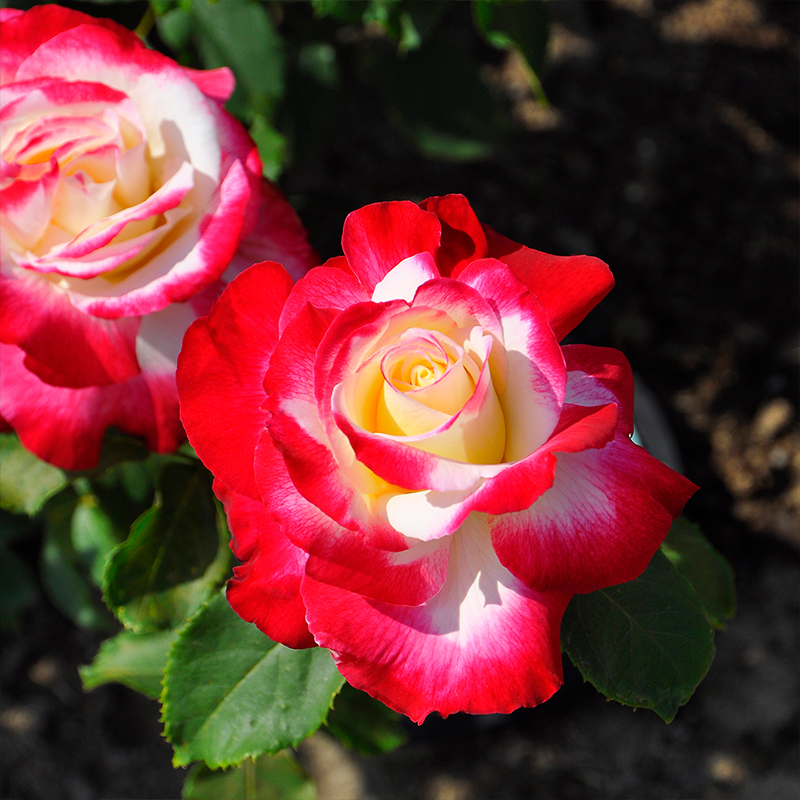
[1,1,798,798]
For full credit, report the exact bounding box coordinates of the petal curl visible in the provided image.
[484,232,614,341]
[490,435,698,594]
[418,194,489,277]
[302,515,569,724]
[341,201,442,292]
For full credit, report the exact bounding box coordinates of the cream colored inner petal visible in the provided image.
[336,322,508,465]
[1,93,166,277]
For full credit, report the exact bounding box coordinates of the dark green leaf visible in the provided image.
[311,0,369,25]
[103,463,227,632]
[326,683,407,755]
[473,0,551,76]
[72,495,124,586]
[0,509,36,546]
[186,0,286,119]
[0,434,68,516]
[83,429,152,477]
[372,35,505,161]
[93,454,164,511]
[562,549,716,722]
[250,114,287,181]
[183,752,316,800]
[156,6,194,52]
[41,493,114,630]
[661,517,736,628]
[163,591,345,768]
[80,628,178,699]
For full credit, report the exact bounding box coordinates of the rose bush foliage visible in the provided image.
[0,4,316,469]
[179,194,697,723]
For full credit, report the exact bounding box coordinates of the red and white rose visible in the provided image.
[0,5,316,469]
[178,194,697,722]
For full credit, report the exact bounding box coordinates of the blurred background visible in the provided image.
[1,0,797,798]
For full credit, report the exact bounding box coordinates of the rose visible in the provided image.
[178,194,697,722]
[0,5,316,470]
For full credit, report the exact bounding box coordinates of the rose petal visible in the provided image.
[490,433,698,594]
[215,478,315,649]
[0,342,182,470]
[341,201,442,292]
[177,261,294,501]
[252,432,450,605]
[486,238,615,341]
[302,515,569,724]
[418,194,489,277]
[0,273,140,387]
[371,252,440,304]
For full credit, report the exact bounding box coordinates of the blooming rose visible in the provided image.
[178,195,697,722]
[0,5,315,469]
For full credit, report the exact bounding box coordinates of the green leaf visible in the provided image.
[561,549,716,722]
[183,751,317,800]
[103,463,227,632]
[311,0,369,25]
[473,0,551,76]
[660,517,736,628]
[93,454,164,510]
[163,591,345,768]
[80,628,179,699]
[0,433,68,516]
[156,6,194,52]
[72,495,124,586]
[185,0,286,120]
[372,35,505,161]
[83,429,153,477]
[250,114,287,181]
[326,683,407,755]
[41,493,114,630]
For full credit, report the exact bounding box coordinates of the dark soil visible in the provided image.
[1,1,798,798]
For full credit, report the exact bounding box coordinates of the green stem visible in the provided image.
[135,6,156,41]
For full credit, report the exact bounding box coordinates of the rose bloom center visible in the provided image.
[340,323,507,465]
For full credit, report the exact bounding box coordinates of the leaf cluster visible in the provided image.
[140,0,553,178]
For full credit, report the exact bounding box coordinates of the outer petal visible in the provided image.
[484,232,614,341]
[490,435,698,595]
[0,274,140,387]
[1,6,124,82]
[302,515,570,724]
[253,430,449,606]
[341,201,442,292]
[418,194,489,277]
[214,479,314,649]
[226,179,319,283]
[562,344,636,434]
[177,261,294,501]
[278,264,369,335]
[0,343,182,470]
[182,66,236,103]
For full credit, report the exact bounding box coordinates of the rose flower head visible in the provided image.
[0,4,316,469]
[178,194,697,723]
